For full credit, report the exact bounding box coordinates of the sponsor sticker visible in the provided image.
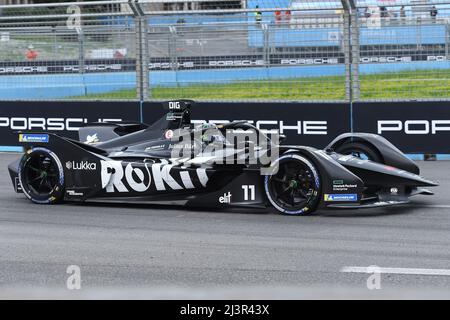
[18,133,49,143]
[168,101,181,110]
[85,133,99,144]
[332,180,358,192]
[166,113,183,121]
[324,194,358,202]
[100,160,209,193]
[390,187,399,195]
[66,161,97,170]
[219,191,232,204]
[145,144,165,151]
[165,130,174,140]
[66,190,84,197]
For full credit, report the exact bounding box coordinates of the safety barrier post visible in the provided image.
[343,11,351,102]
[350,11,360,101]
[130,0,148,101]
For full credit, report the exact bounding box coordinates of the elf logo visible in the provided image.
[219,191,232,204]
[378,120,450,135]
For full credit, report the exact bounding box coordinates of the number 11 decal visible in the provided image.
[242,185,255,201]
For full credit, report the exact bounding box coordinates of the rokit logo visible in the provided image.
[66,161,97,170]
[378,120,450,135]
[100,160,209,193]
[219,191,232,204]
[0,117,122,131]
[192,120,328,135]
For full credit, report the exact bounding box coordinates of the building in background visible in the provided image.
[127,1,243,12]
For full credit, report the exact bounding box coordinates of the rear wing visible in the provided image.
[18,132,107,156]
[78,122,148,145]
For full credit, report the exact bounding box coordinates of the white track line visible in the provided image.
[341,266,450,276]
[417,205,450,208]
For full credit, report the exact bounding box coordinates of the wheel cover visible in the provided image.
[265,155,320,215]
[19,148,64,204]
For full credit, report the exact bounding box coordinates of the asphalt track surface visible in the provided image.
[1,152,450,299]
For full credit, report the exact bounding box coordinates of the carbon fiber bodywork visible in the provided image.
[8,101,438,214]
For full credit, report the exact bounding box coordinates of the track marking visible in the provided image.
[341,266,450,276]
[416,205,450,208]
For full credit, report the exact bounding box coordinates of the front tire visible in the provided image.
[265,154,321,215]
[335,141,382,163]
[19,147,65,204]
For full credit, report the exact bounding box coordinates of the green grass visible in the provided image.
[360,70,450,100]
[73,69,450,101]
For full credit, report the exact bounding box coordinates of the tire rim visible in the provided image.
[265,155,320,215]
[343,149,370,161]
[20,149,62,202]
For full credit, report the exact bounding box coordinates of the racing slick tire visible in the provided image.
[264,154,321,215]
[334,141,382,163]
[18,147,65,204]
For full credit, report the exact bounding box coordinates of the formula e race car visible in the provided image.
[8,100,438,215]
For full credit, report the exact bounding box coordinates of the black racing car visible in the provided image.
[8,100,438,215]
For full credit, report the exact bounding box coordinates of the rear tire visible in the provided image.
[335,142,382,163]
[19,147,65,204]
[265,154,321,215]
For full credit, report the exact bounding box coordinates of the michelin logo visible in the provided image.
[324,194,358,202]
[18,134,49,143]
